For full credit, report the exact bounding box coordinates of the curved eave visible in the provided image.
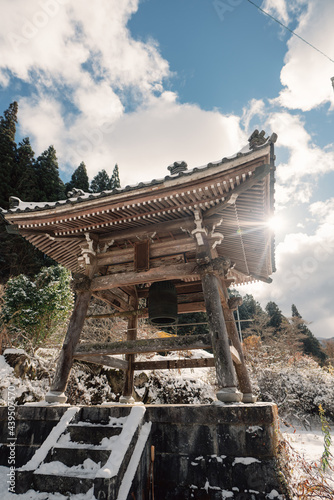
[2,141,276,284]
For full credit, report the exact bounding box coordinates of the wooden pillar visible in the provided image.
[200,270,242,402]
[222,297,257,403]
[120,293,138,404]
[45,273,93,404]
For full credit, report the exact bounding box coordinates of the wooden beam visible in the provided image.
[98,217,195,244]
[98,237,196,267]
[73,354,129,370]
[133,357,215,371]
[85,302,206,320]
[203,164,271,219]
[92,290,131,311]
[91,262,198,291]
[74,334,212,356]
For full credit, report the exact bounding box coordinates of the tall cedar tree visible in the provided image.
[109,164,120,190]
[35,146,65,201]
[90,169,110,192]
[16,138,40,201]
[65,161,90,194]
[0,102,18,209]
[291,304,327,364]
[0,103,56,280]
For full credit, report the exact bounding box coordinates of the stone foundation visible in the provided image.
[0,403,290,499]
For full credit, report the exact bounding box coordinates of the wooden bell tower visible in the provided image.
[2,130,277,404]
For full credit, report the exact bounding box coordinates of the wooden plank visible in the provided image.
[74,334,212,356]
[133,357,215,371]
[91,262,198,291]
[73,354,129,370]
[135,240,150,271]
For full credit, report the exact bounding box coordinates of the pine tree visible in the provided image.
[265,301,284,330]
[35,145,65,201]
[90,169,110,193]
[0,102,18,209]
[291,304,327,364]
[65,161,90,194]
[109,164,120,190]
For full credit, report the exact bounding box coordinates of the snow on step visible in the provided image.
[96,405,146,478]
[19,407,80,472]
[37,458,101,479]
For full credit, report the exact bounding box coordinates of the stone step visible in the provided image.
[67,424,122,445]
[73,406,132,424]
[33,471,94,496]
[46,446,111,467]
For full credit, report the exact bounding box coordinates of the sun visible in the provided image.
[266,214,285,232]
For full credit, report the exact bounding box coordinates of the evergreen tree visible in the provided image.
[90,169,110,193]
[0,101,18,141]
[109,164,120,190]
[265,301,284,330]
[35,145,65,201]
[15,138,40,201]
[236,293,264,331]
[0,102,18,209]
[291,304,327,364]
[65,161,90,194]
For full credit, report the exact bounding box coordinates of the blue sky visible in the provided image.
[0,0,334,338]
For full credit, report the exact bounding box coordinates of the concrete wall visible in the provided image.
[0,403,289,499]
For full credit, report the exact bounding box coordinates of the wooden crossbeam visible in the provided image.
[74,334,212,357]
[85,301,206,320]
[91,262,198,292]
[73,354,129,370]
[133,357,215,371]
[74,335,241,366]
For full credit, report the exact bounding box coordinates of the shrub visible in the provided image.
[0,266,73,352]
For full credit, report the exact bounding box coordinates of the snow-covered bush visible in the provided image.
[244,336,334,424]
[141,369,216,404]
[0,266,73,352]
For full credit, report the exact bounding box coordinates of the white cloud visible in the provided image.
[19,95,65,154]
[265,111,334,205]
[0,0,169,103]
[241,99,266,134]
[272,0,334,111]
[261,0,290,24]
[63,93,245,185]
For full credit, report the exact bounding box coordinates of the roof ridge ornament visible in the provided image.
[248,129,277,150]
[167,161,188,175]
[67,188,88,198]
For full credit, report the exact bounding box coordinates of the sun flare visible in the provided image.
[266,215,285,232]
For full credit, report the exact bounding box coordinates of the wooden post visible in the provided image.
[200,270,242,402]
[119,292,138,404]
[222,295,257,403]
[45,273,93,403]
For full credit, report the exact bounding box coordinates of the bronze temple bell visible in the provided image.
[148,281,178,325]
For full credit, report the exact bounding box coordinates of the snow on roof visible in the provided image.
[1,131,276,215]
